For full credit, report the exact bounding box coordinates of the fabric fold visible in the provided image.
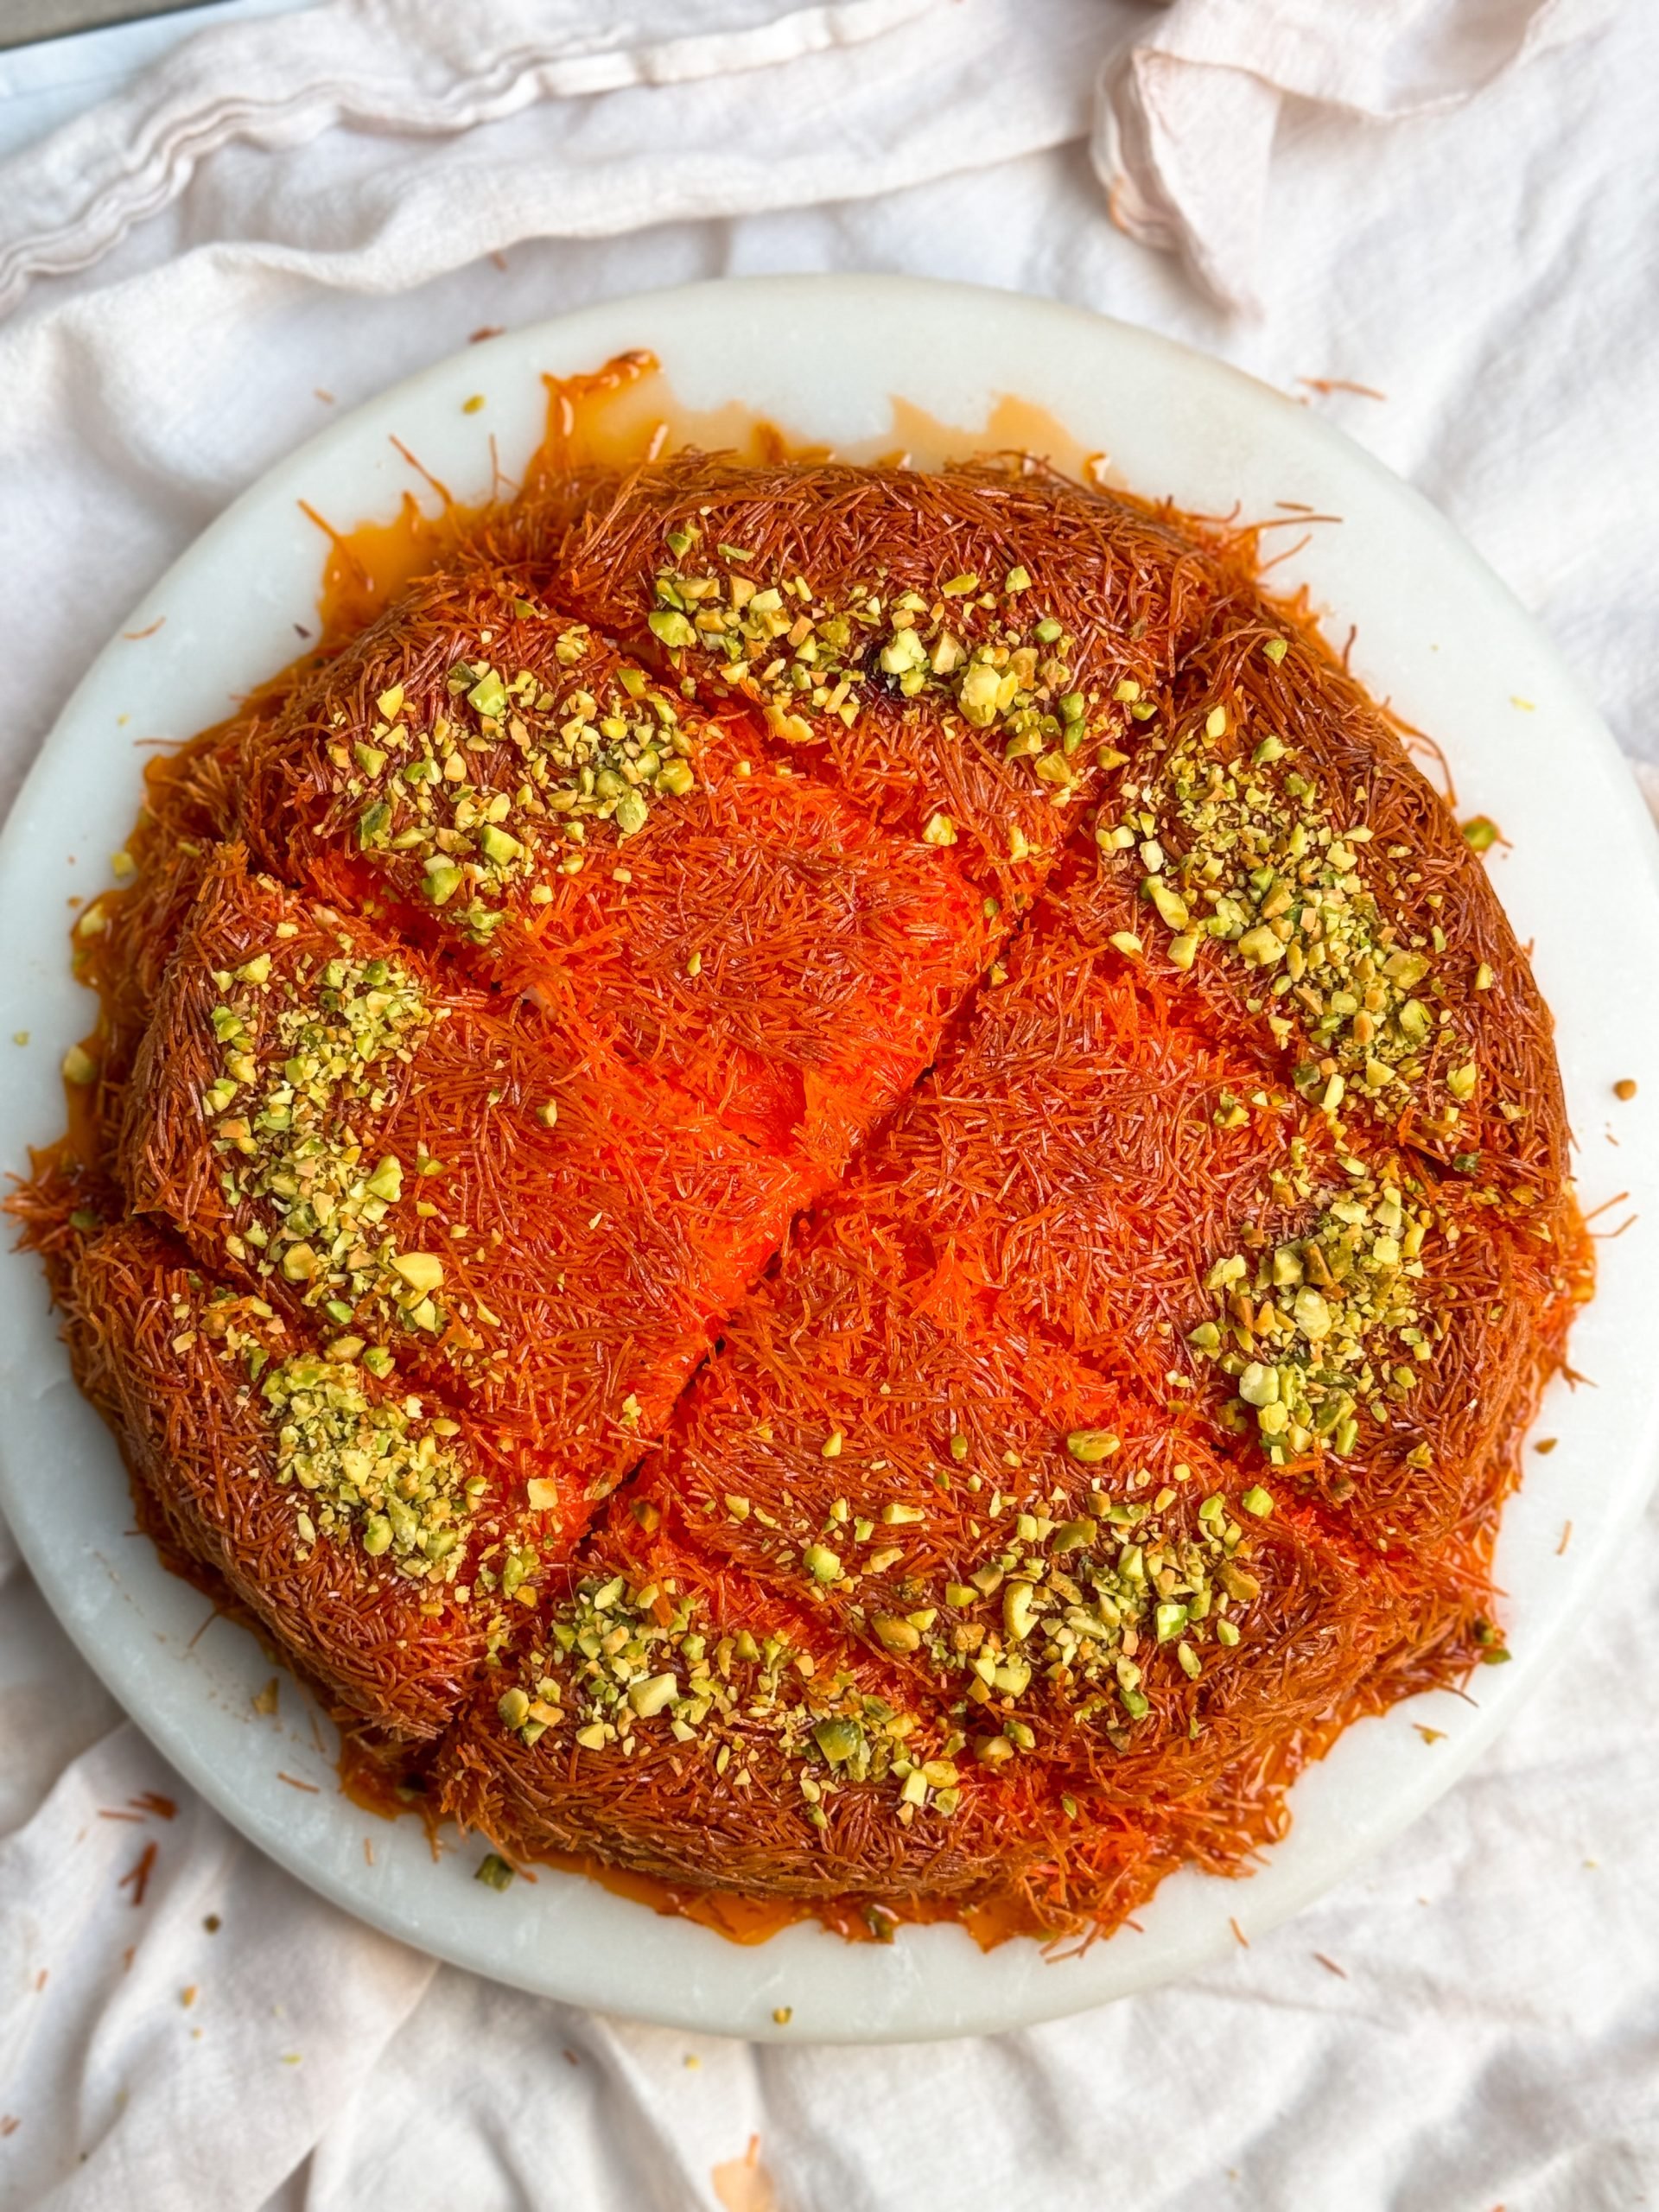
[0,0,945,312]
[1093,0,1614,308]
[0,1723,434,2212]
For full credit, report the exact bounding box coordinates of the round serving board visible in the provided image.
[3,276,1656,2041]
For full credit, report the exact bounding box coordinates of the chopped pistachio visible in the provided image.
[467,669,508,718]
[391,1251,445,1296]
[873,1615,922,1653]
[1147,879,1190,931]
[629,1672,678,1718]
[1065,1428,1120,1464]
[1002,1583,1036,1643]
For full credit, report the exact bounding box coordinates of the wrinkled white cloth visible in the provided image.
[2,3,1658,2209]
[0,0,943,311]
[1092,0,1617,308]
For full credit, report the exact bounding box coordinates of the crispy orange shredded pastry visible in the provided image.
[14,385,1590,1948]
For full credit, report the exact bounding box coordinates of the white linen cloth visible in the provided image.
[1093,0,1616,309]
[2,3,1657,2207]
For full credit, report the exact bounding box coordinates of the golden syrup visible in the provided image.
[308,349,1105,639]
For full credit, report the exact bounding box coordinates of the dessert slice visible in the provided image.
[435,1519,1224,1931]
[118,853,811,1527]
[41,1212,518,1738]
[231,569,997,1169]
[518,451,1192,894]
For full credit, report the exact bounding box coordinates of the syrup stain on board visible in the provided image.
[307,349,1108,642]
[711,2137,782,2212]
